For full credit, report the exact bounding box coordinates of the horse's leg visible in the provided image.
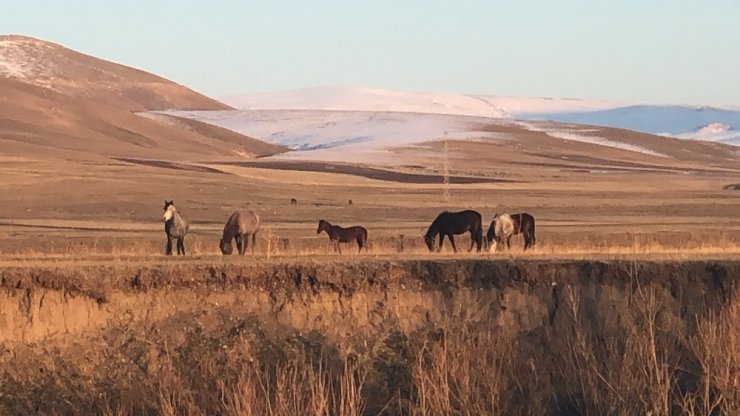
[449,234,458,253]
[251,233,257,254]
[489,240,498,253]
[235,234,243,255]
[468,232,475,252]
[165,235,173,256]
[506,235,512,250]
[241,234,249,256]
[336,240,342,254]
[177,237,185,255]
[437,234,444,252]
[242,234,254,255]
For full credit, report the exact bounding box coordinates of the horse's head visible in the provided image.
[219,238,233,255]
[163,200,176,221]
[423,233,435,252]
[317,219,328,234]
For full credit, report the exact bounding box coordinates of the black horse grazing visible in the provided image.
[162,200,190,256]
[424,210,483,253]
[317,219,368,254]
[486,212,536,250]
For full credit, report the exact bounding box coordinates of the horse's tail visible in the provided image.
[485,220,495,243]
[358,227,368,252]
[529,215,536,247]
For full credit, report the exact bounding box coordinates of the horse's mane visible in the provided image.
[425,213,447,238]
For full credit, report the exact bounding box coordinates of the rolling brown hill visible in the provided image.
[0,34,229,111]
[0,35,285,161]
[0,76,285,160]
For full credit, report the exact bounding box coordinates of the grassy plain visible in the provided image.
[1,115,740,415]
[0,144,738,264]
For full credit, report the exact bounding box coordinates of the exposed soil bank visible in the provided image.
[2,259,740,415]
[1,259,737,343]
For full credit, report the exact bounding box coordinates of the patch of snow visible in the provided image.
[520,122,668,158]
[697,122,732,134]
[221,87,740,148]
[222,86,508,118]
[167,109,510,163]
[677,123,740,146]
[221,86,622,119]
[0,36,58,79]
[519,105,740,147]
[0,39,32,78]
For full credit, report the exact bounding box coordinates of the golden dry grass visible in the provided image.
[4,282,740,415]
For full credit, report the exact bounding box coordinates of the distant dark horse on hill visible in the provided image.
[487,212,536,251]
[220,210,261,255]
[317,219,368,254]
[162,200,190,255]
[424,210,483,253]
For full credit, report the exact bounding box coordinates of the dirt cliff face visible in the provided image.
[1,260,739,415]
[1,260,737,343]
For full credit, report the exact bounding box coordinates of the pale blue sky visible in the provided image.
[2,1,738,105]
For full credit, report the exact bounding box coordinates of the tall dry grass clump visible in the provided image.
[681,299,740,415]
[216,357,364,416]
[407,306,516,416]
[554,281,679,415]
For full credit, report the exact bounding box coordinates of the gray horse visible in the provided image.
[163,200,190,255]
[220,210,261,255]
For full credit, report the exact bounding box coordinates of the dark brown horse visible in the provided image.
[486,212,536,250]
[317,219,368,254]
[424,210,483,253]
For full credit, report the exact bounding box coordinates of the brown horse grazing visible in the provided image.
[290,198,298,205]
[317,219,368,254]
[220,210,261,255]
[163,200,190,256]
[424,210,483,253]
[486,212,536,251]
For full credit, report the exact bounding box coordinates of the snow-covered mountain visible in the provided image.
[220,86,621,119]
[220,86,740,146]
[519,105,740,146]
[169,109,509,162]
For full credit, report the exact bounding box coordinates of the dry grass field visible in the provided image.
[0,142,738,264]
[2,103,740,415]
[1,135,738,414]
[2,35,740,415]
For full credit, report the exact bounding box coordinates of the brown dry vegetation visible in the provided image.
[1,260,740,415]
[0,77,284,160]
[2,33,740,416]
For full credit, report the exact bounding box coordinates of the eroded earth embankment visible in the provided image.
[1,259,739,415]
[1,259,737,343]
